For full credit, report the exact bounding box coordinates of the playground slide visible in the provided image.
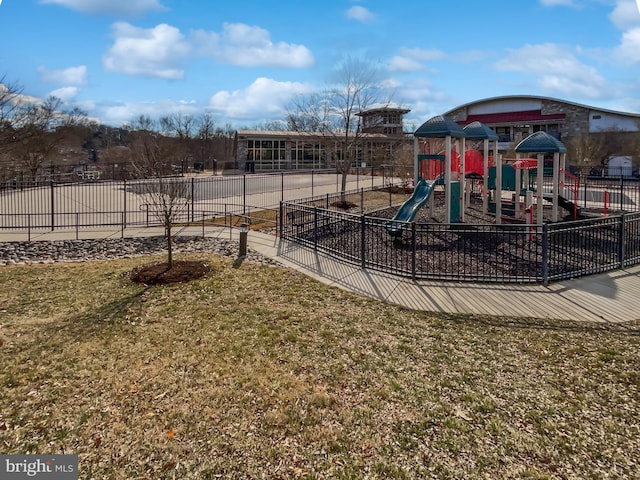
[542,193,581,218]
[385,179,437,236]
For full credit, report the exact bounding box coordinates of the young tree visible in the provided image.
[129,116,190,269]
[287,56,388,203]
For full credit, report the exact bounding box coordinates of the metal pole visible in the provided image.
[360,214,366,269]
[619,214,626,268]
[281,172,284,204]
[243,174,247,215]
[50,179,55,231]
[191,177,195,222]
[542,223,549,285]
[123,179,127,228]
[239,223,248,258]
[411,222,417,280]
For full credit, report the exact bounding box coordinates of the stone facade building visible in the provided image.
[445,95,640,157]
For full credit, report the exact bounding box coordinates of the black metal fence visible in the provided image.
[0,169,390,231]
[538,175,640,212]
[280,201,640,284]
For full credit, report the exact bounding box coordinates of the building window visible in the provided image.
[291,142,325,169]
[247,139,286,170]
[495,126,511,142]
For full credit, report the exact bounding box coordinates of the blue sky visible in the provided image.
[1,0,640,129]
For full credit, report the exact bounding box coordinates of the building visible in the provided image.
[234,107,412,172]
[445,95,640,160]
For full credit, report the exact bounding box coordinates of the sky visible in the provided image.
[1,0,640,130]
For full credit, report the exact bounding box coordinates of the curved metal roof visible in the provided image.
[515,131,567,153]
[414,115,466,138]
[462,121,499,140]
[444,95,640,120]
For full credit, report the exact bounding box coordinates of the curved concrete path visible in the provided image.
[1,226,638,324]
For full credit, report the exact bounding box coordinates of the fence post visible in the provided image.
[542,223,549,285]
[281,172,284,204]
[619,214,626,268]
[279,202,283,238]
[360,214,366,269]
[202,212,205,238]
[313,206,318,251]
[50,179,55,231]
[360,188,364,213]
[411,222,417,280]
[243,174,247,215]
[123,179,127,228]
[191,177,195,222]
[311,170,315,197]
[620,176,624,211]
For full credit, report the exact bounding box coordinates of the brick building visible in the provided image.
[445,95,640,156]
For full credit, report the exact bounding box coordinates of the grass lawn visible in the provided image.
[1,254,639,479]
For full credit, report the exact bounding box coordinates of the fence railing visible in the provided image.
[280,201,640,284]
[0,169,393,231]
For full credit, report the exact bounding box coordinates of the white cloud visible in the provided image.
[494,43,609,98]
[103,22,190,79]
[209,77,313,119]
[614,27,640,63]
[99,99,200,125]
[37,65,88,86]
[191,23,314,68]
[609,0,640,30]
[539,0,577,6]
[346,6,376,23]
[49,86,79,102]
[388,47,446,72]
[40,0,166,17]
[388,56,426,72]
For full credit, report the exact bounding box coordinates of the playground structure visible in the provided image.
[388,115,581,231]
[281,115,640,283]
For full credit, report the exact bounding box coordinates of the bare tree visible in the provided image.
[566,133,608,172]
[0,76,22,142]
[287,57,387,203]
[129,116,190,269]
[196,111,216,172]
[12,97,65,181]
[159,112,196,174]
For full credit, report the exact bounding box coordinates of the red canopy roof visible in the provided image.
[461,110,565,125]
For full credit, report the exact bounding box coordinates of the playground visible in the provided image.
[281,116,640,284]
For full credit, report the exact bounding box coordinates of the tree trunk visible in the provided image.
[340,167,348,203]
[166,222,173,269]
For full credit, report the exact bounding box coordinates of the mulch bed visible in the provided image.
[131,260,209,285]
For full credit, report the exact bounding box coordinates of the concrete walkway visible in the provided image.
[1,226,638,324]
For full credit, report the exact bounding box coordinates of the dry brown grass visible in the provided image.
[1,254,639,479]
